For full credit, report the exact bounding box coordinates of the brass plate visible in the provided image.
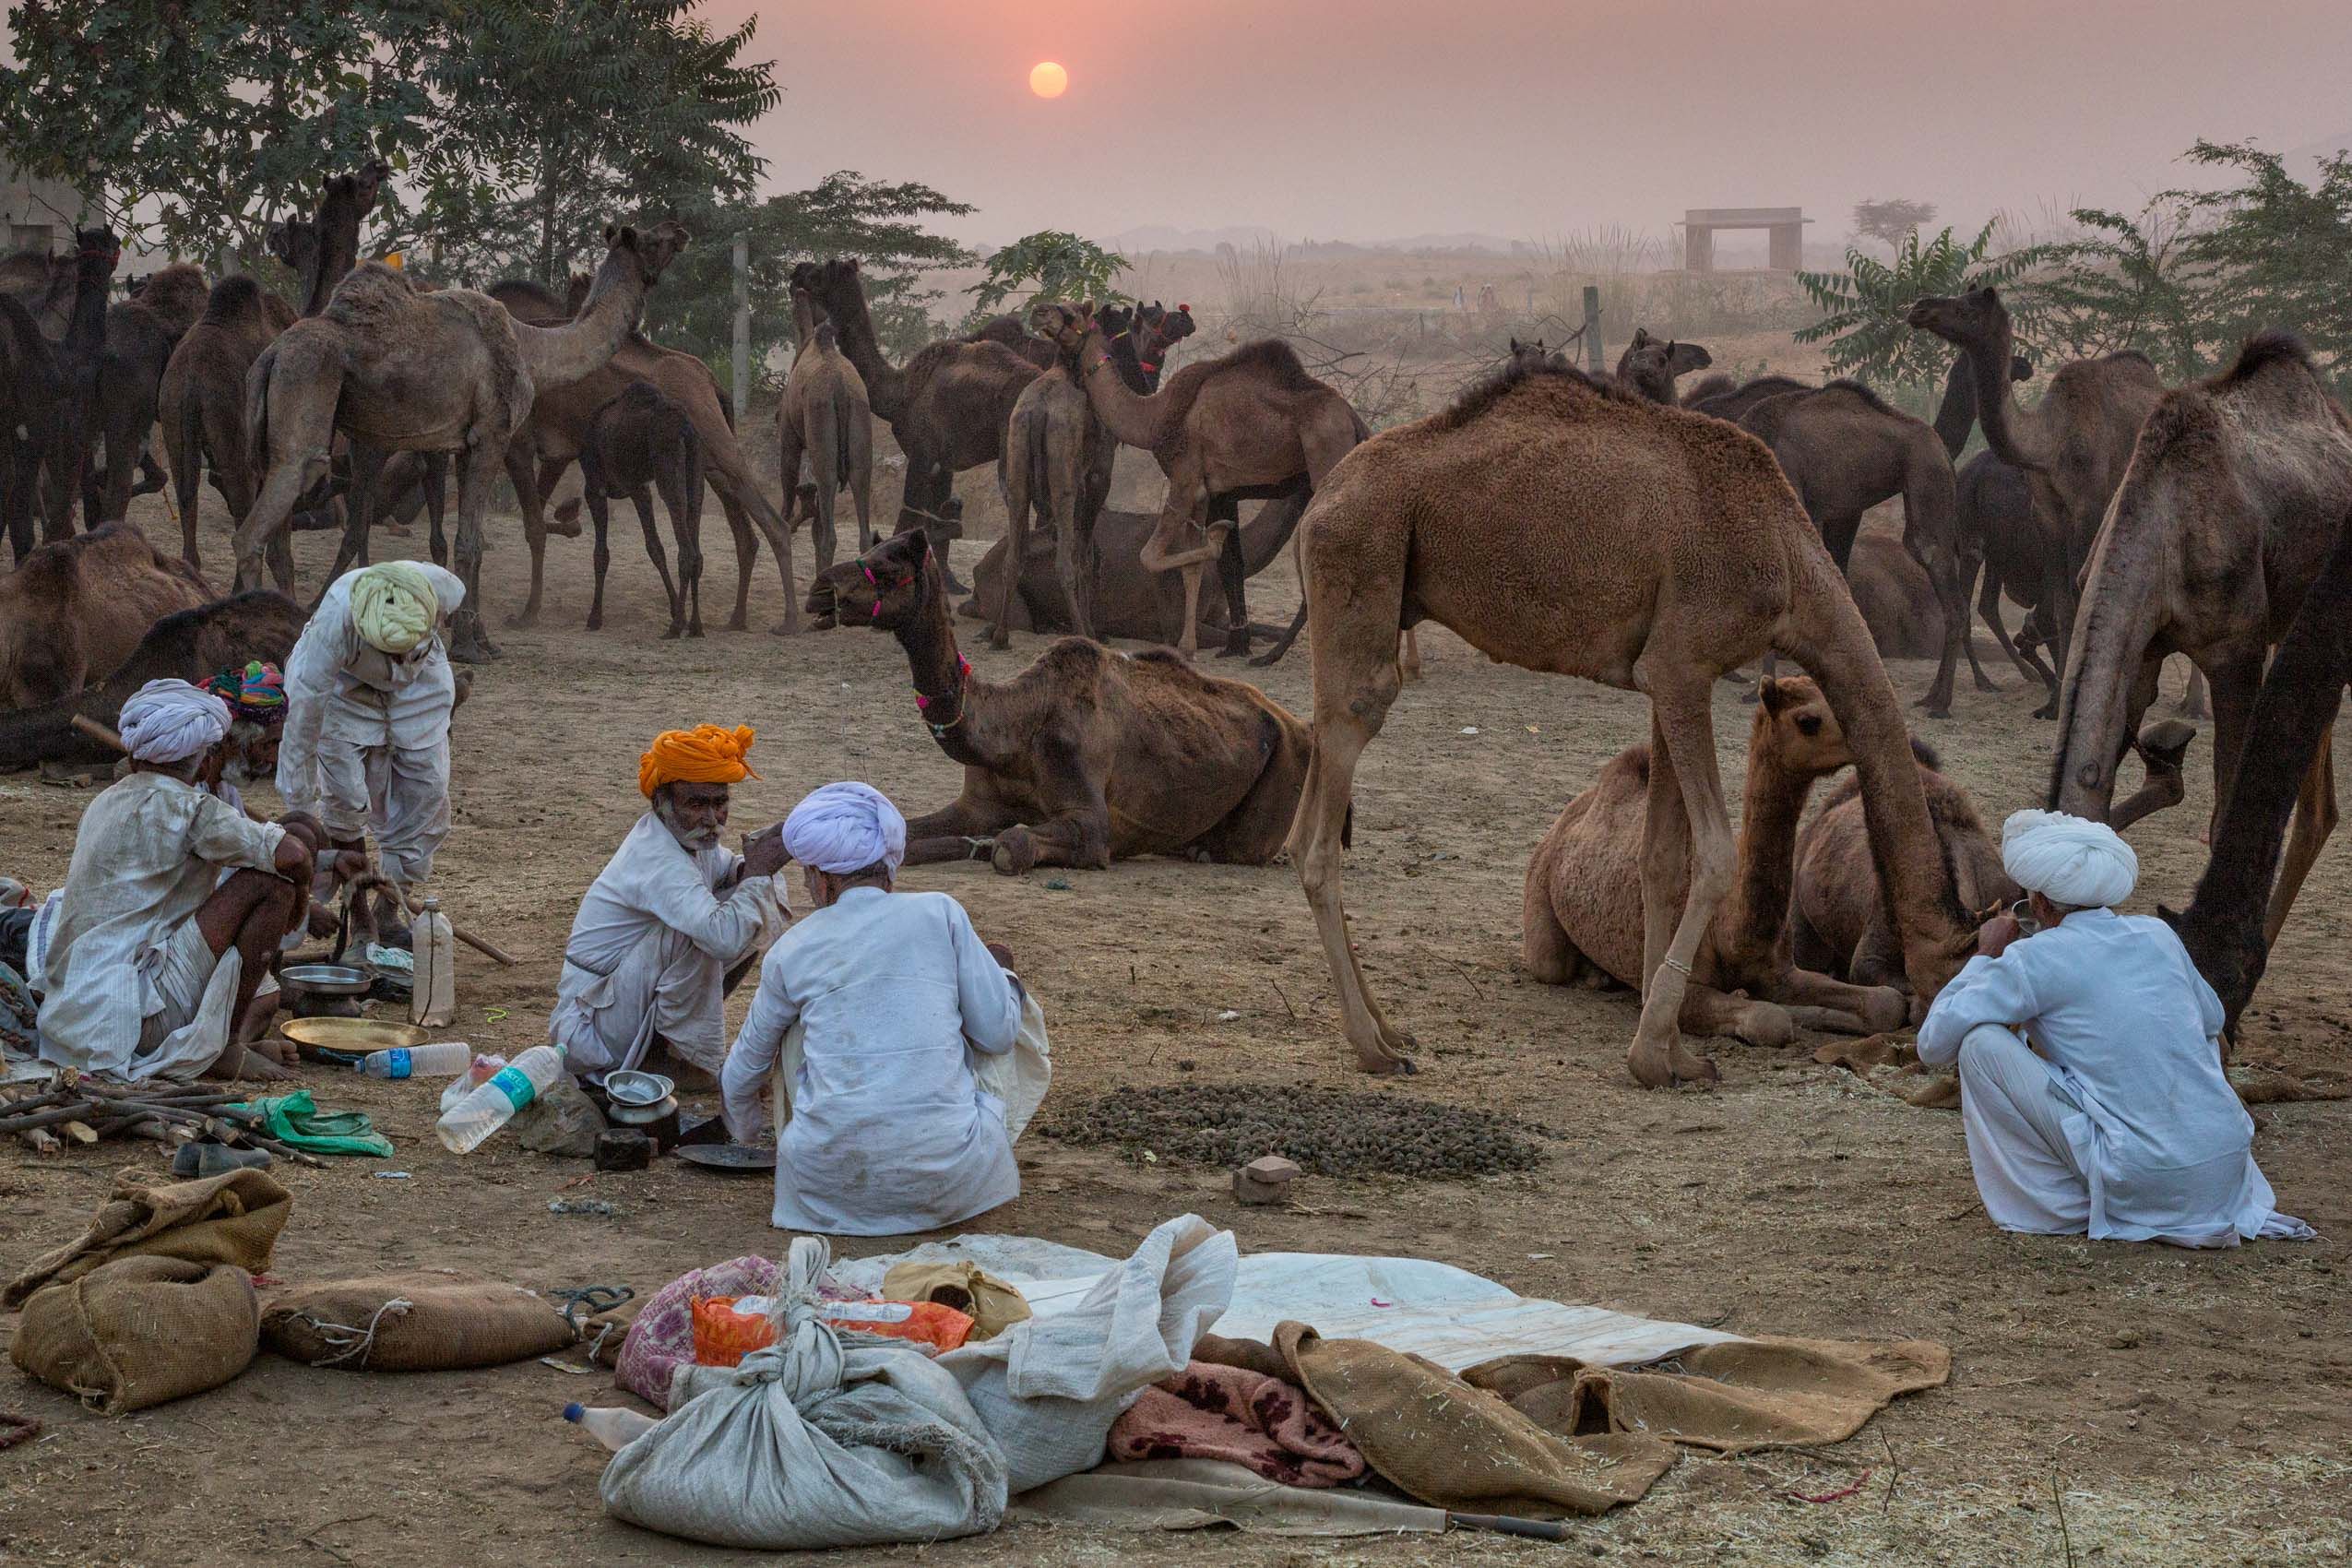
[279,1016,431,1054]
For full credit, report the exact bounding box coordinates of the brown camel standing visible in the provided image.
[578,380,707,637]
[22,231,120,547]
[1036,308,1367,659]
[777,285,873,570]
[2049,333,2352,941]
[0,588,307,771]
[1285,359,1974,1082]
[795,257,1042,590]
[806,531,1313,873]
[1907,287,2165,667]
[160,162,382,576]
[1738,382,1971,716]
[0,247,75,340]
[1791,740,2015,988]
[0,293,68,562]
[1525,675,1910,1047]
[86,262,209,526]
[990,300,1115,647]
[232,221,691,659]
[492,279,799,636]
[0,523,212,709]
[1612,327,1714,404]
[961,505,1293,645]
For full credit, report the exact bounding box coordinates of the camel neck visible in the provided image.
[891,564,993,767]
[306,208,364,317]
[1931,355,1978,459]
[1713,746,1818,965]
[1960,326,2051,473]
[1105,328,1153,394]
[65,255,111,354]
[822,284,906,420]
[517,254,641,393]
[1077,327,1170,449]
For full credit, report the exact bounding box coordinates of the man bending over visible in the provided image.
[721,782,1026,1236]
[1918,809,2310,1249]
[33,680,363,1081]
[550,725,787,1086]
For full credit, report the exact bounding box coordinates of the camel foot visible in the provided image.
[992,825,1039,875]
[986,627,1010,651]
[381,522,412,538]
[1914,695,1953,720]
[544,515,582,540]
[1718,669,1754,687]
[661,624,683,640]
[504,609,541,630]
[770,617,802,636]
[1739,688,1761,707]
[726,612,748,632]
[1245,647,1286,670]
[1859,986,1910,1033]
[1973,672,2002,693]
[1215,627,1254,659]
[586,613,603,632]
[447,631,498,664]
[1626,1031,1720,1089]
[2031,700,2058,721]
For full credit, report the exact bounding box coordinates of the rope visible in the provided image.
[303,1297,415,1368]
[1658,955,1694,978]
[546,1282,635,1330]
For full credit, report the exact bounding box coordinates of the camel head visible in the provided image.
[1616,327,1713,404]
[802,256,868,327]
[1037,296,1103,359]
[564,271,593,317]
[1752,674,1853,778]
[74,228,121,273]
[1136,300,1195,355]
[806,529,939,631]
[602,220,691,289]
[1905,287,2010,350]
[2156,901,2258,1042]
[326,160,391,220]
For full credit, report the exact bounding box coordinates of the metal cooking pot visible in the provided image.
[280,963,374,999]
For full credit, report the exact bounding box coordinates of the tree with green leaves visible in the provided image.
[2015,197,2209,385]
[0,2,437,260]
[418,0,779,284]
[640,172,976,398]
[1851,196,1938,252]
[2167,138,2352,389]
[1797,221,2045,396]
[963,231,1128,326]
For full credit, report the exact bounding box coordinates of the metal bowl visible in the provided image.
[605,1070,675,1108]
[280,963,374,998]
[608,1094,679,1126]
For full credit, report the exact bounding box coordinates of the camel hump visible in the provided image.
[2216,330,2317,386]
[201,274,268,326]
[1436,355,1630,431]
[1818,378,1907,419]
[321,262,420,333]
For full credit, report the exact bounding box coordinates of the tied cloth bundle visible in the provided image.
[640,724,759,799]
[204,660,287,724]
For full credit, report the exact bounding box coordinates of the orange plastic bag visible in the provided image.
[691,1295,976,1366]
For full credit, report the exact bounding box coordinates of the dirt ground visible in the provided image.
[2,445,2346,1568]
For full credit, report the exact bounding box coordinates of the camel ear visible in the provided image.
[603,223,620,244]
[1629,327,1653,349]
[2155,901,2181,929]
[1757,676,1790,714]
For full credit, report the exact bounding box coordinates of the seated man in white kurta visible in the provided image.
[1918,809,2310,1249]
[720,782,1025,1237]
[549,725,787,1086]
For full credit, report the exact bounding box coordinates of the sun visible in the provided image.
[1029,61,1068,99]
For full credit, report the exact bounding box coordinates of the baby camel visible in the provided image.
[806,531,1313,874]
[578,380,707,637]
[1525,675,1909,1049]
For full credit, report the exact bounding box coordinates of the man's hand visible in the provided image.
[306,901,341,940]
[984,941,1016,972]
[742,824,789,879]
[1977,911,2021,960]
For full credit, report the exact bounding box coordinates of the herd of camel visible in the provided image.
[3,156,2350,1087]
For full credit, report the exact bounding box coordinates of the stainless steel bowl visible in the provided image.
[605,1069,676,1108]
[280,963,374,998]
[607,1095,679,1126]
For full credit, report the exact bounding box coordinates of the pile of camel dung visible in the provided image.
[1039,1084,1550,1178]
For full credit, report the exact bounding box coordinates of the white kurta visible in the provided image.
[720,885,1024,1237]
[33,772,286,1081]
[548,813,783,1080]
[1918,909,2310,1248]
[278,564,464,888]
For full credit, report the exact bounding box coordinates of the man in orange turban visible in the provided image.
[551,726,788,1086]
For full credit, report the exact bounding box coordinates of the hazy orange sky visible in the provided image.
[718,0,2352,245]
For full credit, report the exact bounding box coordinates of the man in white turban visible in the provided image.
[1918,809,2310,1248]
[719,781,1039,1235]
[279,559,465,947]
[33,681,364,1082]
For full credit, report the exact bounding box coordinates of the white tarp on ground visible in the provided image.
[837,1237,1740,1373]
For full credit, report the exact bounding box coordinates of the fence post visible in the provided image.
[731,231,751,424]
[1582,285,1603,374]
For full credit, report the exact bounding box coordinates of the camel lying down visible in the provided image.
[807,530,1322,873]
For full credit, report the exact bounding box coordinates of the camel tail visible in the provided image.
[1775,539,1969,995]
[244,342,277,481]
[173,374,207,519]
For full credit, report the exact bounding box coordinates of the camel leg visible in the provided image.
[847,407,875,554]
[666,458,707,639]
[805,398,840,573]
[1291,604,1417,1075]
[2179,660,2213,722]
[992,447,1032,651]
[422,453,450,566]
[1210,500,1252,658]
[631,486,683,636]
[583,480,612,632]
[903,795,1023,867]
[504,444,553,628]
[1676,982,1798,1049]
[1628,666,1733,1089]
[322,443,387,587]
[1251,598,1312,670]
[164,412,202,571]
[1770,965,1909,1035]
[1907,535,1966,719]
[2035,552,2078,719]
[1975,565,2038,687]
[1399,627,1423,683]
[445,435,505,663]
[2263,736,2336,946]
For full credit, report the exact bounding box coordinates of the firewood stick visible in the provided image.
[205,1113,325,1168]
[0,1100,102,1134]
[19,1127,59,1153]
[69,713,125,752]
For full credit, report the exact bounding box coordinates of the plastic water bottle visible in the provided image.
[436,1045,564,1153]
[563,1402,656,1453]
[358,1040,472,1080]
[439,1053,508,1114]
[410,897,457,1028]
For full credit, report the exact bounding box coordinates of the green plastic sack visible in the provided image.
[228,1090,395,1158]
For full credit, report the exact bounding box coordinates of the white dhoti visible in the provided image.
[1954,1024,2092,1236]
[132,917,246,1079]
[551,914,774,1081]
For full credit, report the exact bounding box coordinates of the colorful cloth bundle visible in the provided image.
[206,660,288,725]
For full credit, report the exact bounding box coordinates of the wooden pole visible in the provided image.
[731,231,752,425]
[1582,284,1604,374]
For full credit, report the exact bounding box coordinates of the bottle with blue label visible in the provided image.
[359,1041,472,1079]
[435,1045,564,1153]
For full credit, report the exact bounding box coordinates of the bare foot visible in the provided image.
[203,1042,294,1082]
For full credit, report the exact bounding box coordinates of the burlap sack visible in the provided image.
[881,1261,1034,1339]
[5,1167,291,1308]
[11,1256,259,1413]
[262,1272,576,1371]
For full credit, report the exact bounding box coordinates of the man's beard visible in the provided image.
[655,801,719,851]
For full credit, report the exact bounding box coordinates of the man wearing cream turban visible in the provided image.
[719,781,1045,1235]
[279,561,466,944]
[33,680,362,1082]
[549,725,788,1085]
[1918,810,2310,1248]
